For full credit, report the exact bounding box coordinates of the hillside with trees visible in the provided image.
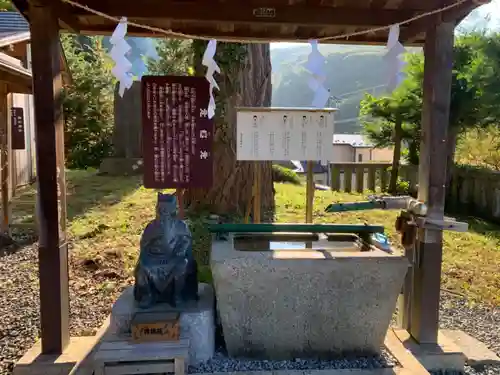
[271,44,397,133]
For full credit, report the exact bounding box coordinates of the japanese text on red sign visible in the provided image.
[142,76,214,189]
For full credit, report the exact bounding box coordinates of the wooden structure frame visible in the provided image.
[0,22,72,235]
[11,0,486,356]
[0,52,32,234]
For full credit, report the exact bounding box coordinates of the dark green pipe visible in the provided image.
[324,201,385,213]
[209,223,384,234]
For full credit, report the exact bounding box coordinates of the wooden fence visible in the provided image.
[329,163,418,194]
[448,166,500,223]
[330,162,500,223]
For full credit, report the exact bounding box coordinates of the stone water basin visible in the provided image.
[211,232,409,360]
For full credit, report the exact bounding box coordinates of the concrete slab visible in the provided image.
[441,329,500,367]
[393,329,466,373]
[384,329,429,375]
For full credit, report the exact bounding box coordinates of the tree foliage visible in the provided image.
[456,125,500,171]
[361,32,500,168]
[361,56,422,166]
[0,0,14,11]
[61,35,115,169]
[147,39,194,75]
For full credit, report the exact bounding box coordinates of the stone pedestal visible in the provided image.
[110,283,215,366]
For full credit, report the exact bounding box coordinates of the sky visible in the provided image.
[271,0,500,50]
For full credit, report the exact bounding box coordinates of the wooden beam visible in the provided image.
[59,40,73,86]
[79,21,425,45]
[29,4,69,355]
[28,0,81,32]
[72,1,420,27]
[410,20,455,345]
[400,0,484,43]
[369,0,389,8]
[0,81,31,95]
[0,84,10,234]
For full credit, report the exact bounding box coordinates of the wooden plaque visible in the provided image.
[131,312,180,343]
[11,107,25,150]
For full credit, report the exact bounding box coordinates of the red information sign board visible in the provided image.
[142,76,214,189]
[11,107,25,150]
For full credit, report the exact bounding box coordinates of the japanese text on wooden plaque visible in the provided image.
[142,76,214,189]
[11,107,25,150]
[236,109,335,161]
[132,320,180,342]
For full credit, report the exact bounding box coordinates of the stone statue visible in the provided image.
[134,192,199,309]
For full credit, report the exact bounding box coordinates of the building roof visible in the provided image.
[11,0,484,45]
[0,12,30,47]
[0,30,29,48]
[0,11,29,32]
[333,134,373,148]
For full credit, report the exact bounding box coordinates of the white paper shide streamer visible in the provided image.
[384,25,407,92]
[202,40,220,119]
[110,17,133,97]
[305,40,329,109]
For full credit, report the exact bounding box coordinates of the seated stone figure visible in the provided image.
[134,192,199,309]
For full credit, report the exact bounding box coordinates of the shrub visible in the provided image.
[272,165,301,185]
[395,178,411,195]
[62,35,115,169]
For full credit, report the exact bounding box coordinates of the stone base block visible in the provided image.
[110,283,215,366]
[98,157,143,176]
[393,329,466,372]
[442,329,500,367]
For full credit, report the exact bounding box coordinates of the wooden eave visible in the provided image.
[0,31,30,48]
[0,30,73,86]
[0,51,32,94]
[13,0,487,45]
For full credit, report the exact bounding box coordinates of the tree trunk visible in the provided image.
[407,140,419,166]
[389,116,403,194]
[185,43,274,220]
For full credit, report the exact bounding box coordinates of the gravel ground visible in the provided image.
[188,350,397,373]
[439,293,500,375]
[0,236,131,375]
[0,241,498,375]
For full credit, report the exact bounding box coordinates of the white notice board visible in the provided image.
[236,107,336,161]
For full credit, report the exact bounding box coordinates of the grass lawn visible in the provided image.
[9,170,500,305]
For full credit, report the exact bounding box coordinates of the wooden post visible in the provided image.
[403,20,455,345]
[0,84,10,234]
[253,162,261,224]
[305,161,314,223]
[330,164,340,191]
[30,5,69,354]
